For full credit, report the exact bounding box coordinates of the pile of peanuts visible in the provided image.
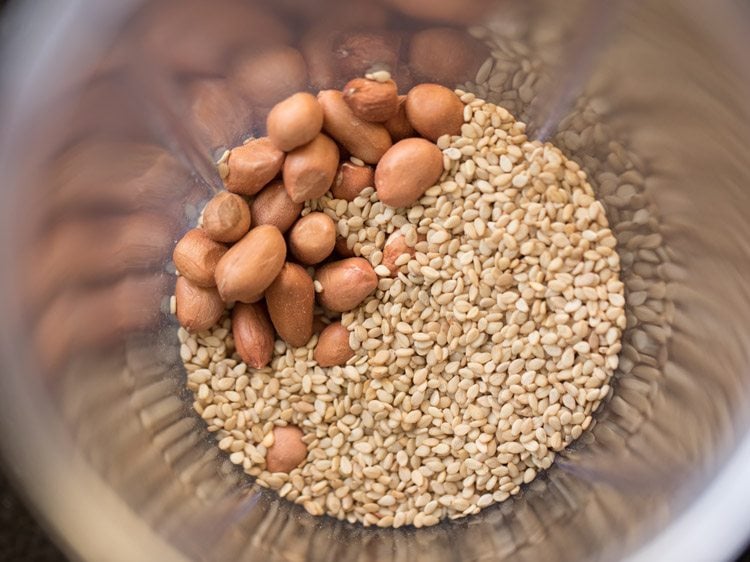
[174,75,464,471]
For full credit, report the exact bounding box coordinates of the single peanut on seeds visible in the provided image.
[201,191,251,243]
[405,83,464,142]
[265,262,314,347]
[215,225,286,303]
[224,137,285,196]
[384,95,416,142]
[249,180,303,233]
[314,322,354,367]
[267,92,324,151]
[375,138,443,208]
[317,90,392,164]
[266,425,307,472]
[288,212,336,265]
[231,302,275,369]
[315,257,378,312]
[173,228,227,287]
[283,133,340,203]
[174,276,224,332]
[332,162,374,201]
[343,78,399,122]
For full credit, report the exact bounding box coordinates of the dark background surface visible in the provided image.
[0,0,749,561]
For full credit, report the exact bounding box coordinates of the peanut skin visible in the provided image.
[174,276,224,332]
[173,228,226,287]
[283,133,340,203]
[314,322,354,367]
[374,138,443,208]
[404,84,464,142]
[215,225,286,303]
[288,212,336,265]
[249,180,303,233]
[224,137,285,196]
[267,92,324,151]
[342,78,399,123]
[232,302,275,369]
[315,257,378,312]
[201,191,251,243]
[265,263,314,347]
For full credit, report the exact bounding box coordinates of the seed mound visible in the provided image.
[181,89,625,528]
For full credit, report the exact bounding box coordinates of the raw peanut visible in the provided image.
[342,78,399,122]
[250,180,303,233]
[374,138,443,208]
[408,28,486,85]
[174,276,224,332]
[288,212,336,265]
[382,0,492,24]
[232,46,308,107]
[231,302,274,369]
[188,78,251,150]
[283,134,340,203]
[215,225,286,303]
[266,426,306,472]
[201,192,251,243]
[224,137,285,196]
[315,257,377,312]
[405,84,464,142]
[265,263,314,347]
[317,90,392,164]
[173,228,226,287]
[314,322,354,367]
[382,231,418,275]
[334,236,356,258]
[267,93,324,151]
[333,31,401,79]
[332,162,374,201]
[384,95,416,142]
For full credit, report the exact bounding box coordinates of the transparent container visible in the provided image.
[1,0,750,560]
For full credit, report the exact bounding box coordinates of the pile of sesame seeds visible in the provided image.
[182,89,625,527]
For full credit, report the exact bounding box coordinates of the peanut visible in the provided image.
[232,46,308,108]
[249,180,303,233]
[343,78,399,122]
[374,138,443,208]
[174,276,224,332]
[408,28,486,85]
[314,322,355,367]
[405,83,464,142]
[201,191,251,243]
[384,95,416,142]
[265,263,314,347]
[317,90,392,164]
[332,162,374,201]
[315,257,377,312]
[266,426,307,472]
[283,133,340,203]
[173,228,226,287]
[232,302,275,369]
[224,137,284,196]
[267,92,324,151]
[214,225,286,303]
[288,212,336,265]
